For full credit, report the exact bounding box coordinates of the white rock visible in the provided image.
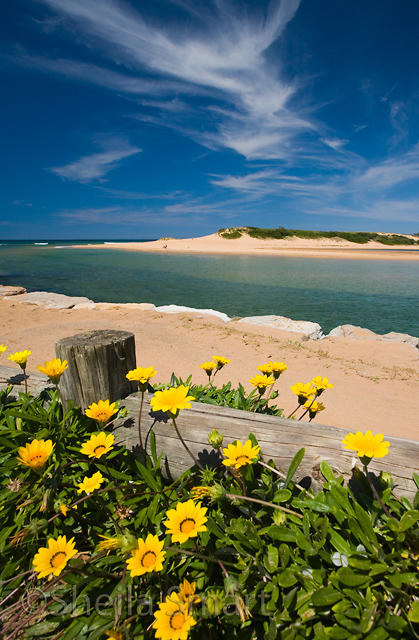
[0,285,26,297]
[6,291,94,309]
[71,301,96,310]
[327,325,379,340]
[381,331,419,348]
[156,304,231,323]
[328,325,419,347]
[237,315,323,339]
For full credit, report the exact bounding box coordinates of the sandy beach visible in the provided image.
[1,297,418,441]
[74,232,419,261]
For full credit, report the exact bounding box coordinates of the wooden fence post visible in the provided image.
[56,329,137,409]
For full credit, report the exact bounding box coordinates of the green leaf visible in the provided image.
[408,600,419,623]
[264,545,279,573]
[292,498,331,512]
[320,461,336,482]
[135,460,159,490]
[388,572,417,588]
[337,567,371,587]
[276,568,298,587]
[267,526,297,543]
[312,587,342,607]
[285,448,305,487]
[399,510,419,532]
[25,621,60,636]
[273,489,292,503]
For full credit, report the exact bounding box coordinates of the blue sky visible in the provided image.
[2,0,419,239]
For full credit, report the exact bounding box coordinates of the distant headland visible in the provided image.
[73,226,419,261]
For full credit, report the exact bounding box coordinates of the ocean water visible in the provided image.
[0,240,418,336]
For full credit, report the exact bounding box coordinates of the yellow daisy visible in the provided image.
[222,439,260,469]
[0,344,7,354]
[37,358,68,384]
[97,535,121,554]
[163,499,208,544]
[190,486,211,500]
[126,534,166,577]
[17,439,54,470]
[105,631,123,640]
[153,596,196,640]
[33,535,78,579]
[85,399,117,425]
[177,579,201,606]
[8,349,31,369]
[249,374,275,390]
[342,430,390,459]
[303,398,325,417]
[80,432,115,459]
[150,386,195,417]
[269,361,288,378]
[212,355,230,368]
[126,365,158,385]
[312,376,334,394]
[77,471,105,494]
[200,361,216,374]
[290,382,317,404]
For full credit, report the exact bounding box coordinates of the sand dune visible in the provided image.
[73,232,419,261]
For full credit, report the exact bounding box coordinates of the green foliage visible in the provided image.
[159,373,284,416]
[217,226,418,245]
[0,389,418,639]
[218,228,243,239]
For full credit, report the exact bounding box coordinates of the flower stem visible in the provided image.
[225,492,303,518]
[172,417,203,470]
[363,464,394,519]
[138,390,144,449]
[287,404,301,419]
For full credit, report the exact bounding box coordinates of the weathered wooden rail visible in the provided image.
[1,329,418,501]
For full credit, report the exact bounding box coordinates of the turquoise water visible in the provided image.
[0,241,418,336]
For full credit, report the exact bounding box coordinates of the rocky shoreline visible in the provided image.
[2,284,418,349]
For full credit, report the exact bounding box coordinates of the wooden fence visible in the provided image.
[1,329,418,502]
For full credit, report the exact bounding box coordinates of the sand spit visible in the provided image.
[72,232,419,261]
[1,286,418,441]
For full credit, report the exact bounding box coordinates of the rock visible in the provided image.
[237,315,323,339]
[0,285,26,297]
[327,325,379,340]
[5,291,94,309]
[381,332,419,348]
[71,301,96,310]
[155,305,231,323]
[328,325,419,348]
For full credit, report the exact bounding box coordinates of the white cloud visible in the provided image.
[33,0,312,159]
[50,141,141,182]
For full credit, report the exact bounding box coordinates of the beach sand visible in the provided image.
[73,232,419,261]
[2,298,418,441]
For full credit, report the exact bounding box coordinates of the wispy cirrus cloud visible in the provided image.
[30,0,313,160]
[49,140,141,182]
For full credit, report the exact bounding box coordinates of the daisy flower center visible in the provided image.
[28,454,45,464]
[49,551,66,568]
[140,550,157,568]
[96,412,108,422]
[169,610,186,630]
[93,445,106,455]
[235,455,250,464]
[180,518,196,534]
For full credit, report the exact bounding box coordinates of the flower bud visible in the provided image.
[208,428,224,449]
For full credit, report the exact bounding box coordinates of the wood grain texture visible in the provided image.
[115,394,419,501]
[55,330,137,409]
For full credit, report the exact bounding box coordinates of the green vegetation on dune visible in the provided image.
[218,226,418,245]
